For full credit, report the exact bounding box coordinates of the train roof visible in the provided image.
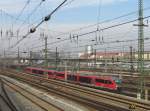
[26,67,113,80]
[73,74,113,80]
[26,67,55,72]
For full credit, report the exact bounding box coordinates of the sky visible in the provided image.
[0,0,150,57]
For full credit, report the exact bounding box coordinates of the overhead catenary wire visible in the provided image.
[10,0,68,49]
[6,5,150,49]
[30,30,150,55]
[7,30,150,57]
[17,0,46,34]
[0,8,67,37]
[0,9,33,31]
[16,0,76,38]
[4,2,150,55]
[54,34,150,52]
[14,39,150,58]
[30,15,150,50]
[7,26,150,56]
[29,30,150,54]
[14,0,31,24]
[97,0,102,29]
[28,7,150,47]
[44,6,150,39]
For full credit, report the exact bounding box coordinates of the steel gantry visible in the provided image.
[137,0,147,99]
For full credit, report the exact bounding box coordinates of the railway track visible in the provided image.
[0,69,150,111]
[0,81,18,111]
[0,69,127,111]
[0,77,65,111]
[0,72,124,111]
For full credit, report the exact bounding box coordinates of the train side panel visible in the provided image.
[25,67,120,91]
[94,78,117,90]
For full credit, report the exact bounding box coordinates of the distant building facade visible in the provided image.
[79,51,150,60]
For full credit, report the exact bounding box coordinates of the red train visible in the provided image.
[25,67,121,91]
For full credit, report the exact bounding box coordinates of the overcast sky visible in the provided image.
[0,0,150,57]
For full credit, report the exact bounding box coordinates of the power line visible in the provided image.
[14,0,31,24]
[97,0,102,29]
[10,0,68,49]
[46,6,150,39]
[16,0,76,37]
[30,15,150,50]
[20,40,150,57]
[30,31,150,53]
[17,0,46,34]
[27,17,137,49]
[2,5,149,49]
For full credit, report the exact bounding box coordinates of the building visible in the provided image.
[79,51,150,61]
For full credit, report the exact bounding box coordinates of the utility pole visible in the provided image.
[133,0,148,99]
[4,49,6,58]
[3,49,6,69]
[44,36,48,68]
[65,61,67,81]
[29,51,32,66]
[17,47,20,64]
[104,48,107,72]
[56,47,58,69]
[137,0,147,99]
[135,0,148,99]
[94,49,97,68]
[17,47,21,71]
[130,46,134,72]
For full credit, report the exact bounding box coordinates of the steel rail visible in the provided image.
[1,70,150,110]
[0,77,64,111]
[0,79,18,111]
[0,70,128,111]
[1,76,115,111]
[0,95,15,111]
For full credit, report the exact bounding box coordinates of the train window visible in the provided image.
[79,77,91,83]
[67,75,77,81]
[108,81,112,84]
[38,70,44,74]
[48,72,53,75]
[26,68,31,71]
[32,69,37,73]
[105,80,112,84]
[96,79,105,83]
[56,73,64,77]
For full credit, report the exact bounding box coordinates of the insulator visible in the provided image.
[16,30,19,37]
[98,35,101,42]
[44,15,51,21]
[69,34,72,42]
[146,19,149,24]
[102,36,104,43]
[6,30,8,37]
[97,27,99,31]
[95,32,98,43]
[76,35,78,44]
[40,33,43,37]
[72,35,76,42]
[1,29,2,37]
[30,28,36,33]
